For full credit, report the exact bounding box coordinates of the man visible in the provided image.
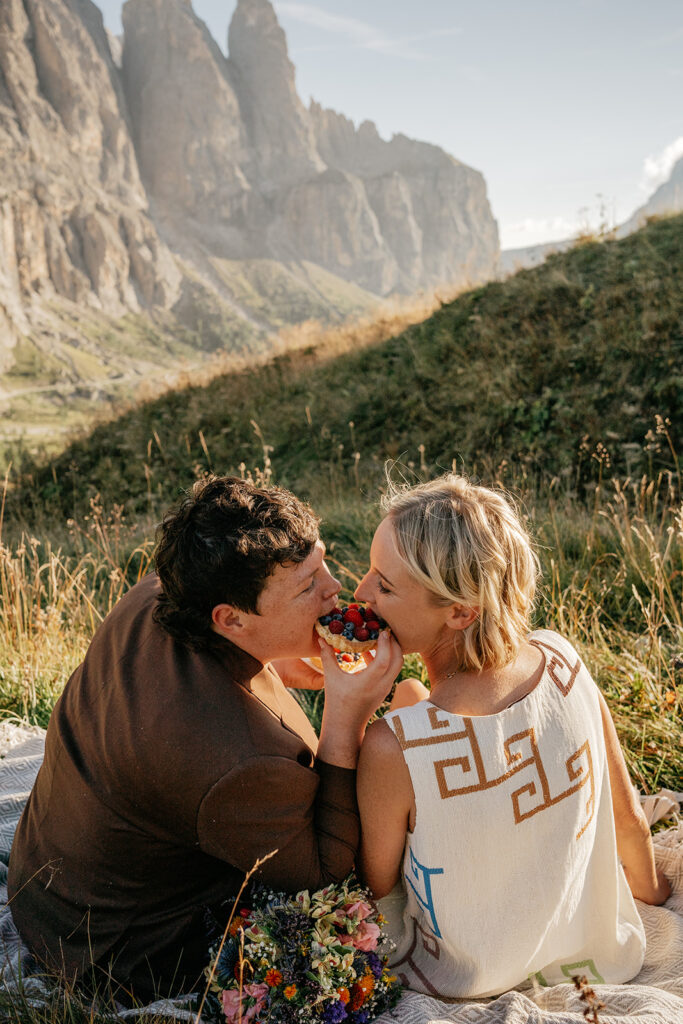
[8,476,402,1002]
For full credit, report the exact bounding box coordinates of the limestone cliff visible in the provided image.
[310,104,499,290]
[1,0,500,389]
[121,0,498,296]
[0,0,180,370]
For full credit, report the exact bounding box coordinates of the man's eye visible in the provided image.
[304,579,316,593]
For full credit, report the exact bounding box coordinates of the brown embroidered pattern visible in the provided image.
[507,734,595,840]
[391,915,443,996]
[391,705,466,750]
[528,636,581,696]
[391,711,595,840]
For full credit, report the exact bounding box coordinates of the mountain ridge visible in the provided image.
[0,0,499,417]
[7,212,681,528]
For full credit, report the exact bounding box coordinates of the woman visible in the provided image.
[351,474,669,999]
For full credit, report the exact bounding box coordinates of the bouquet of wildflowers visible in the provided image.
[200,876,402,1024]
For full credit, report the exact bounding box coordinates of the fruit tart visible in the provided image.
[305,651,367,674]
[315,603,390,654]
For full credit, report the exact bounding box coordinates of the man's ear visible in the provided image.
[445,602,479,632]
[212,603,244,639]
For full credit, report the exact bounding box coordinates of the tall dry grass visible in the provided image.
[0,495,154,724]
[0,454,680,788]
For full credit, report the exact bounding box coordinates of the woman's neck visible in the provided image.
[423,641,546,717]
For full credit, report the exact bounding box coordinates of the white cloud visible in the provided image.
[274,3,460,60]
[501,216,578,250]
[640,136,683,195]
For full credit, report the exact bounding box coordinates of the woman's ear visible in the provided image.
[212,603,243,638]
[445,602,479,632]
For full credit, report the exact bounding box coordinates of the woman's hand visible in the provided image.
[315,631,404,768]
[625,863,671,906]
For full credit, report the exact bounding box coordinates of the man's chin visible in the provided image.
[293,629,322,660]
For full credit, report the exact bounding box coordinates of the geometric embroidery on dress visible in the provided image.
[405,848,444,938]
[391,705,469,750]
[391,915,443,997]
[528,636,581,697]
[393,714,595,840]
[560,959,605,985]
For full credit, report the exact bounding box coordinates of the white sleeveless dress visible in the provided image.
[380,629,645,999]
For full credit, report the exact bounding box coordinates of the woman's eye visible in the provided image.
[377,580,391,594]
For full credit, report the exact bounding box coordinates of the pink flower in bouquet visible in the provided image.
[344,900,373,922]
[221,989,243,1023]
[221,983,269,1023]
[243,983,269,1020]
[352,919,380,951]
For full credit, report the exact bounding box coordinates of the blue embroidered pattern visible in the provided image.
[405,848,444,938]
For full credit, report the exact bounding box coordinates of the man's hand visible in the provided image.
[271,658,324,690]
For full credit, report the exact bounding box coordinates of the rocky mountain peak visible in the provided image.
[618,154,683,237]
[231,0,282,35]
[228,0,324,187]
[122,0,249,217]
[1,0,500,387]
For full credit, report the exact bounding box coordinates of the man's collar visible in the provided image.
[206,630,265,687]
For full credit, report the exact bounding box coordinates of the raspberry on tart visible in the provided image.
[316,604,390,654]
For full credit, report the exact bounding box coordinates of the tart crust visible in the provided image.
[315,619,390,654]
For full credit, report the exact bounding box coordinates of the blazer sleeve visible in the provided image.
[196,755,359,891]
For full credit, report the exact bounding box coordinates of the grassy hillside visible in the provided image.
[0,258,379,460]
[4,213,681,528]
[0,215,681,795]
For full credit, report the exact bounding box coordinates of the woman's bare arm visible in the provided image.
[597,689,670,905]
[356,718,414,898]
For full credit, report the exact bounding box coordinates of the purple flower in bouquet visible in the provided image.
[366,952,382,979]
[322,1001,348,1023]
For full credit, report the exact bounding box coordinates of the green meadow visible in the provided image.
[1,213,681,796]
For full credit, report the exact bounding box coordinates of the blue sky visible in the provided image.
[98,0,683,249]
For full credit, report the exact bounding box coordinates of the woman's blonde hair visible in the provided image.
[381,473,540,672]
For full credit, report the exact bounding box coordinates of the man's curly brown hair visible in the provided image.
[153,476,320,649]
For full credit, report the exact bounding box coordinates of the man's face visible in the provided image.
[219,540,341,663]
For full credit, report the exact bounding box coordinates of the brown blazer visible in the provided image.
[8,574,359,999]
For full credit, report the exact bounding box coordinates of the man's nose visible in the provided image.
[323,566,341,597]
[354,573,370,602]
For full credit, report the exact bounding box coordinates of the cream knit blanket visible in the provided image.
[0,722,681,1023]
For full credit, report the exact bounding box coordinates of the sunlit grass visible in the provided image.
[3,454,680,790]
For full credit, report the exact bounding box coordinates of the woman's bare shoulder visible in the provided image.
[361,716,404,762]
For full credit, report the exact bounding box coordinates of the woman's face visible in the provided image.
[354,516,454,655]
